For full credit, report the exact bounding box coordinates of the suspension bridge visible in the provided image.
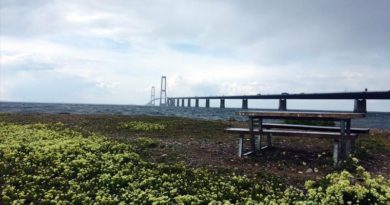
[147,76,390,113]
[146,76,167,106]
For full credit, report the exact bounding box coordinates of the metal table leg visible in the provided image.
[242,116,256,156]
[249,117,256,153]
[256,118,263,151]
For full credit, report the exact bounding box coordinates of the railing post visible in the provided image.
[242,99,248,109]
[187,99,191,107]
[195,99,199,107]
[220,99,225,108]
[278,99,287,111]
[181,99,185,107]
[176,99,179,107]
[353,99,367,113]
[205,99,210,108]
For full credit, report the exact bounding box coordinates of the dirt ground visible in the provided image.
[1,113,389,186]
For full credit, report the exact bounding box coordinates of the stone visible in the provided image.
[305,168,313,173]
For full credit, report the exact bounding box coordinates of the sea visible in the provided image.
[1,101,389,130]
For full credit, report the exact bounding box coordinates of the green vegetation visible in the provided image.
[305,166,390,204]
[119,121,166,132]
[356,131,390,160]
[284,119,335,126]
[134,137,159,149]
[1,122,390,204]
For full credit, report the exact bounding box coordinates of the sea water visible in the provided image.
[1,102,389,130]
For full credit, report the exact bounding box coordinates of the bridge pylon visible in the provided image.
[150,86,155,106]
[160,76,167,106]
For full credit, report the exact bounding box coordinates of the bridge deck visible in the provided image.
[169,91,390,100]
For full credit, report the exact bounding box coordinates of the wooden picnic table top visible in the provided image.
[236,110,365,120]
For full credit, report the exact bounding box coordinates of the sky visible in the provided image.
[1,0,389,111]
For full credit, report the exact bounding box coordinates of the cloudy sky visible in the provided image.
[1,0,389,111]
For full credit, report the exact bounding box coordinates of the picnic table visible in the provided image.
[225,111,368,167]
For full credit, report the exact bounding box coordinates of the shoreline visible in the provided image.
[2,101,390,130]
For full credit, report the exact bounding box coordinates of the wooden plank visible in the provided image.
[224,128,253,134]
[237,111,365,120]
[263,130,357,138]
[262,123,369,134]
[243,151,255,156]
[224,128,358,138]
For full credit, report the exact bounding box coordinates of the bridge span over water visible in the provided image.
[166,91,390,113]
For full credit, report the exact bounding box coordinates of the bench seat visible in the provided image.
[225,127,358,139]
[262,123,369,134]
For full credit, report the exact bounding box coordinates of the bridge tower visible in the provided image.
[150,86,155,106]
[160,76,167,106]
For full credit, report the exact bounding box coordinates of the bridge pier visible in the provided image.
[278,99,287,111]
[176,99,179,107]
[181,99,185,107]
[354,99,367,113]
[242,99,248,109]
[205,99,210,108]
[220,99,225,108]
[187,99,191,107]
[167,99,171,106]
[171,99,175,107]
[195,99,199,107]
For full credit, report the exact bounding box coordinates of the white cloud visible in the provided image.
[0,0,389,110]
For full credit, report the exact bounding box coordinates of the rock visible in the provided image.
[298,171,303,174]
[161,154,167,157]
[302,161,307,166]
[314,168,319,173]
[306,168,313,173]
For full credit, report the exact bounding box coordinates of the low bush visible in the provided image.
[134,137,159,149]
[304,166,390,204]
[118,121,165,132]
